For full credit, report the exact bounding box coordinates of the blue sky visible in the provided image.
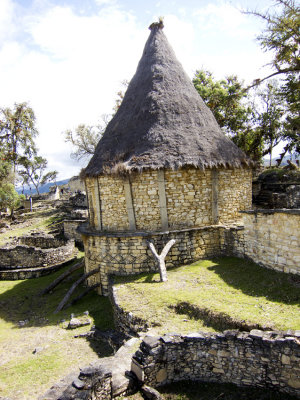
[1,0,277,179]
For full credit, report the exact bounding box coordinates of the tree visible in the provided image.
[0,149,25,216]
[64,82,129,161]
[0,102,38,175]
[64,118,108,161]
[0,183,24,217]
[253,81,286,165]
[244,0,300,159]
[18,156,57,195]
[193,70,251,136]
[193,70,289,163]
[245,0,299,86]
[193,70,265,161]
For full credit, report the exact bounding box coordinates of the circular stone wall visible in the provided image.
[85,167,252,232]
[0,236,75,271]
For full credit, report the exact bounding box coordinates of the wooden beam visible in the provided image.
[93,178,102,230]
[157,169,168,231]
[211,169,219,224]
[124,176,136,230]
[97,177,103,230]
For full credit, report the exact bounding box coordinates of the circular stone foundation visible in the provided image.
[0,235,76,280]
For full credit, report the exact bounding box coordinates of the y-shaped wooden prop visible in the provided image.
[147,239,176,282]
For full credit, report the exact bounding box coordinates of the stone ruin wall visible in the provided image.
[63,220,85,244]
[0,236,75,269]
[82,226,228,295]
[131,332,300,397]
[241,210,300,275]
[82,209,299,295]
[85,167,252,231]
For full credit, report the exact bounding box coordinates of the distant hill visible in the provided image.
[263,155,299,167]
[16,179,70,195]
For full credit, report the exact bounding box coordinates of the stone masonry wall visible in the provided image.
[85,167,252,232]
[241,210,300,275]
[218,168,252,224]
[165,169,212,228]
[81,225,225,295]
[131,170,161,230]
[99,175,128,230]
[63,220,85,244]
[0,238,75,269]
[132,332,300,397]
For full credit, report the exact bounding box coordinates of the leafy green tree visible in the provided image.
[244,0,299,159]
[193,70,265,161]
[193,70,289,163]
[245,0,299,85]
[18,156,57,195]
[251,81,286,166]
[193,70,251,136]
[0,183,25,217]
[0,102,38,175]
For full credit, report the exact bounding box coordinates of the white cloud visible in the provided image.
[0,0,15,42]
[193,2,257,39]
[0,2,147,179]
[0,0,275,179]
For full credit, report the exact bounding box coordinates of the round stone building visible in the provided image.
[80,22,253,295]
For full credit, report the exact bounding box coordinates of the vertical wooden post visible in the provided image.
[85,180,92,227]
[211,169,219,224]
[93,178,102,230]
[157,169,168,231]
[124,176,136,230]
[97,177,103,230]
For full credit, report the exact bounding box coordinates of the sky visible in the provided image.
[0,0,278,180]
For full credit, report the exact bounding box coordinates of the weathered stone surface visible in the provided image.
[132,332,300,397]
[141,384,164,400]
[241,210,300,275]
[67,317,92,329]
[0,234,75,273]
[156,368,167,383]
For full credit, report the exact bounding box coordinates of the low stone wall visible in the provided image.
[63,219,85,244]
[81,224,228,295]
[241,210,300,275]
[0,257,76,280]
[109,284,150,335]
[0,236,75,269]
[253,181,300,209]
[132,331,300,397]
[19,235,66,249]
[40,364,112,400]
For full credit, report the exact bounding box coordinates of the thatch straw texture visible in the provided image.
[84,25,252,177]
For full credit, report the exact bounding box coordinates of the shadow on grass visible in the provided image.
[0,257,114,355]
[170,301,274,332]
[207,257,300,306]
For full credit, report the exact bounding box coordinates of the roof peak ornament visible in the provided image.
[149,17,164,30]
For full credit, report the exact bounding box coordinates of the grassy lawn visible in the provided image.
[115,257,300,334]
[0,255,114,400]
[0,205,65,246]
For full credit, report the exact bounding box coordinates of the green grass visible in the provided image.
[0,254,114,399]
[0,207,65,246]
[115,257,300,334]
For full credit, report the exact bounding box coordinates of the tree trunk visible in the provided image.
[41,260,84,295]
[147,239,176,282]
[54,267,100,313]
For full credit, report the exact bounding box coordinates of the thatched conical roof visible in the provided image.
[84,23,252,177]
